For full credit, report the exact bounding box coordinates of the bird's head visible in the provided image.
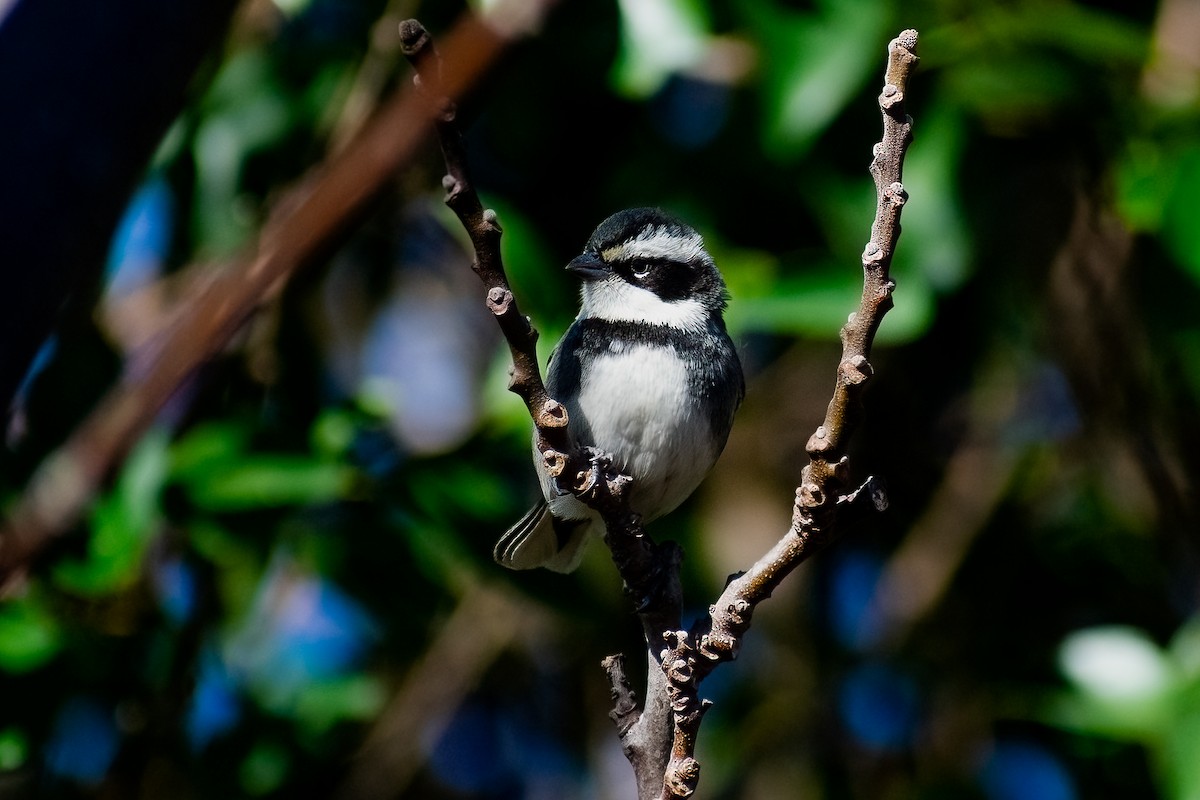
[568,208,728,332]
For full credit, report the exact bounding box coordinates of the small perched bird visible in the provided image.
[495,208,744,572]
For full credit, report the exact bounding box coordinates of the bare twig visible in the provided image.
[656,31,919,798]
[398,21,681,796]
[397,18,569,480]
[397,20,644,530]
[0,8,539,590]
[602,654,641,735]
[403,20,917,800]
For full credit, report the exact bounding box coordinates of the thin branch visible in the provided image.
[397,21,644,529]
[0,8,542,590]
[398,21,682,797]
[397,18,569,477]
[402,21,917,800]
[657,31,920,799]
[602,654,641,736]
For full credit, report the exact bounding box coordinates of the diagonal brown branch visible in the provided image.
[656,30,919,799]
[0,8,541,591]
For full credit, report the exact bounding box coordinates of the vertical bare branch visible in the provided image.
[402,20,918,800]
[397,21,682,795]
[397,18,571,486]
[656,31,920,799]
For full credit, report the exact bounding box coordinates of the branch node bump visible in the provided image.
[397,19,428,53]
[601,654,640,733]
[486,286,512,315]
[807,424,833,455]
[664,629,688,650]
[839,355,872,385]
[700,629,737,661]
[880,84,904,109]
[541,448,567,478]
[666,758,700,797]
[482,208,502,232]
[539,398,568,427]
[798,481,825,508]
[863,241,884,263]
[665,655,693,685]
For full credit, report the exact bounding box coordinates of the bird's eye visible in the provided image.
[631,263,651,278]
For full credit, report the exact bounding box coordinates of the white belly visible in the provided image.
[572,344,717,520]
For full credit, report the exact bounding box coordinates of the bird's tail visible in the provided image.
[494,501,592,573]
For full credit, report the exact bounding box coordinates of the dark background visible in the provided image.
[1,0,1198,798]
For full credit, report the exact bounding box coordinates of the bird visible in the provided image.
[494,207,744,572]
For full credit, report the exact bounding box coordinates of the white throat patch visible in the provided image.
[579,276,708,332]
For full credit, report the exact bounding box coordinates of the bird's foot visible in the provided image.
[574,447,631,504]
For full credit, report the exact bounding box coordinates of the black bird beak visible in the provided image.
[566,252,609,281]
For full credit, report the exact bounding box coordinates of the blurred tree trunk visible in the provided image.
[0,0,237,409]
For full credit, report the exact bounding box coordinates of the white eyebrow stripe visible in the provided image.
[601,226,708,265]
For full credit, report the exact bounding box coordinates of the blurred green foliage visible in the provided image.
[2,0,1200,798]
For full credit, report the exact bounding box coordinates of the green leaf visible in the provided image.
[1060,626,1175,703]
[310,409,358,461]
[1160,681,1200,800]
[53,429,170,595]
[1169,615,1200,680]
[192,49,294,254]
[890,103,971,294]
[120,427,172,534]
[1160,146,1200,286]
[1041,689,1168,742]
[944,55,1079,125]
[0,728,29,770]
[745,0,889,160]
[54,494,148,594]
[483,197,564,324]
[240,740,290,796]
[1042,626,1178,742]
[1116,140,1175,232]
[184,457,357,511]
[188,521,262,617]
[611,0,712,98]
[293,674,386,735]
[170,420,252,483]
[0,595,63,673]
[727,264,934,344]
